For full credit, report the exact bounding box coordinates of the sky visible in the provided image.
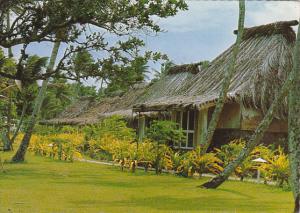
[11,1,300,88]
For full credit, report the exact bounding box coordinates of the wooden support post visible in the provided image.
[138,115,145,143]
[171,111,177,122]
[196,108,208,147]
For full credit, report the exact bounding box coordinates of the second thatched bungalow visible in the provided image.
[133,20,298,150]
[41,83,154,126]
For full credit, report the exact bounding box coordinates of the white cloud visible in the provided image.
[154,1,299,33]
[247,1,299,26]
[156,2,238,33]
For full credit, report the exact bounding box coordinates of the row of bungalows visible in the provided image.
[43,20,298,150]
[41,83,169,127]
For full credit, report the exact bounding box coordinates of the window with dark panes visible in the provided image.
[175,110,195,149]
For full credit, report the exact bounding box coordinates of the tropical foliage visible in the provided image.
[215,139,253,180]
[176,147,223,177]
[15,133,83,162]
[17,117,291,188]
[260,147,290,186]
[146,120,186,147]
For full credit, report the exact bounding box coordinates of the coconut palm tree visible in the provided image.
[200,0,245,154]
[12,41,61,162]
[288,18,300,213]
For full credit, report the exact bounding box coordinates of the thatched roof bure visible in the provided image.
[167,62,204,75]
[133,20,298,119]
[44,20,298,125]
[42,83,149,125]
[234,20,298,43]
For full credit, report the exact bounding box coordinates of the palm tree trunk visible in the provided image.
[3,93,12,150]
[10,101,28,144]
[201,19,300,189]
[200,0,245,154]
[287,18,300,213]
[11,41,61,162]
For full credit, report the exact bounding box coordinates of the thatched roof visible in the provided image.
[136,67,198,105]
[42,65,197,125]
[134,20,298,119]
[167,62,206,75]
[41,83,150,125]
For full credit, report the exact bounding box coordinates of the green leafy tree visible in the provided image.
[40,79,73,119]
[69,50,97,98]
[104,56,150,95]
[152,60,175,82]
[1,1,187,162]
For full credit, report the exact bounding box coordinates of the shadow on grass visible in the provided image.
[216,188,254,199]
[69,195,277,212]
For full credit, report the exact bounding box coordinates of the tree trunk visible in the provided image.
[11,41,61,162]
[1,10,15,151]
[200,0,245,154]
[201,19,300,189]
[6,11,13,58]
[10,101,28,144]
[2,95,12,151]
[288,18,300,213]
[6,92,12,139]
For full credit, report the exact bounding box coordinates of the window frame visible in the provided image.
[176,110,195,149]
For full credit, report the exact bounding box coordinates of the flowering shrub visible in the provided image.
[176,147,223,177]
[24,132,84,162]
[260,146,290,186]
[21,119,291,186]
[215,139,274,181]
[87,134,173,173]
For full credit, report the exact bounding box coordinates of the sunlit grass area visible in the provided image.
[0,152,293,213]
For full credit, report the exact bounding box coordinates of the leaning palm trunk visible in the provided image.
[1,93,13,151]
[10,101,28,144]
[288,18,300,213]
[200,0,245,154]
[201,19,300,189]
[11,41,61,162]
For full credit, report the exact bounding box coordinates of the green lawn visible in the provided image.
[0,153,293,213]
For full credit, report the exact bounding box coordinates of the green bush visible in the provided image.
[33,124,61,135]
[32,124,79,135]
[145,120,185,174]
[83,115,135,141]
[146,120,185,146]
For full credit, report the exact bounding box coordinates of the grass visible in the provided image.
[0,152,293,213]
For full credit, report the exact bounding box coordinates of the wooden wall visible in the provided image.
[216,103,241,129]
[240,106,287,133]
[167,102,287,149]
[211,129,287,151]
